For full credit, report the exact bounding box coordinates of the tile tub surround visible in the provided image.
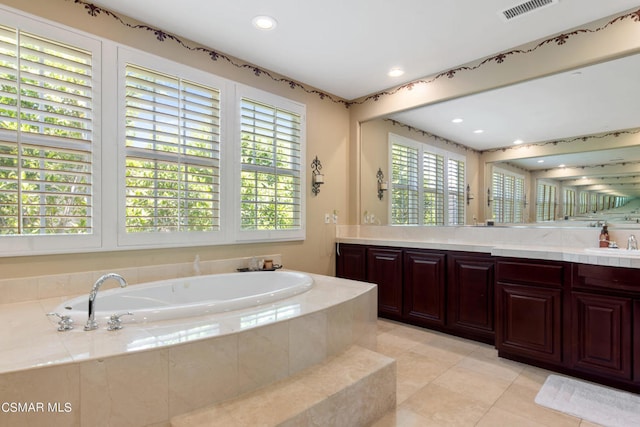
[0,273,377,427]
[337,225,640,268]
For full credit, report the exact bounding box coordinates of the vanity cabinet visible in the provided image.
[335,243,366,281]
[403,249,446,328]
[366,247,403,320]
[447,252,495,343]
[571,263,637,382]
[495,259,567,366]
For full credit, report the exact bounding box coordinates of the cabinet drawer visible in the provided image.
[497,260,565,288]
[574,264,640,293]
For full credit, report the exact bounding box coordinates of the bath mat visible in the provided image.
[534,374,640,427]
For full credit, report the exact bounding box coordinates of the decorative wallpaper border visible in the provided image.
[70,1,640,108]
[355,8,640,105]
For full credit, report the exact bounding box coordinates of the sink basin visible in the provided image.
[584,247,640,257]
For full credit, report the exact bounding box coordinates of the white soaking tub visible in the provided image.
[56,270,314,324]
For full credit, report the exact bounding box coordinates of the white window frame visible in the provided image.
[388,133,465,226]
[116,48,233,248]
[234,85,306,242]
[0,7,102,256]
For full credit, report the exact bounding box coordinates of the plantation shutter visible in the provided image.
[124,64,221,233]
[514,175,525,223]
[423,151,444,225]
[492,171,504,222]
[240,98,302,230]
[536,182,556,221]
[447,158,464,225]
[0,26,93,235]
[391,143,419,224]
[503,174,515,222]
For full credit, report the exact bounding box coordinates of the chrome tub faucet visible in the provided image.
[84,273,128,331]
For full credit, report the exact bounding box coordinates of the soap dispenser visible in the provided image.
[599,225,609,247]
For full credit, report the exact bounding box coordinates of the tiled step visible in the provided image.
[171,345,396,427]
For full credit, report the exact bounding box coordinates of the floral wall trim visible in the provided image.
[352,8,640,106]
[482,128,640,156]
[70,1,639,108]
[387,119,480,154]
[70,0,351,107]
[389,119,640,160]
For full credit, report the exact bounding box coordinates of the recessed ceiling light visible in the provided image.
[559,164,566,168]
[388,67,405,77]
[452,118,463,124]
[537,160,545,163]
[473,129,484,134]
[513,139,523,145]
[252,15,277,30]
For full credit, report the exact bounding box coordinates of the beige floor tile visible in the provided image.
[376,330,422,358]
[456,346,525,382]
[401,383,491,426]
[394,350,453,404]
[494,381,581,427]
[432,364,513,406]
[371,405,433,427]
[476,406,556,427]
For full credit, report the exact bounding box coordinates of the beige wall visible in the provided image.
[0,0,350,278]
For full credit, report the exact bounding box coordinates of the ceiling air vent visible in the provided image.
[500,0,559,21]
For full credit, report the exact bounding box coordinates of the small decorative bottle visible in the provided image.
[599,225,609,248]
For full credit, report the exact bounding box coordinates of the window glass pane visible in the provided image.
[0,25,93,235]
[391,143,419,224]
[240,98,301,230]
[124,64,220,233]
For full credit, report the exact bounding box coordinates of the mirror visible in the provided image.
[360,52,640,227]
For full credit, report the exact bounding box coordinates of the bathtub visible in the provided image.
[56,270,314,324]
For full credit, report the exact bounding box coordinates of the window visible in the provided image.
[390,143,419,224]
[390,134,465,226]
[578,191,588,214]
[564,188,576,217]
[123,64,221,234]
[536,181,557,222]
[448,158,465,225]
[492,168,525,223]
[238,88,305,241]
[0,11,101,256]
[0,25,94,236]
[0,10,307,255]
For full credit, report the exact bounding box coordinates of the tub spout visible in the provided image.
[84,273,128,331]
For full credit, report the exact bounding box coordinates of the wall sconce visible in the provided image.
[311,155,324,195]
[377,168,388,200]
[466,184,474,205]
[487,188,493,207]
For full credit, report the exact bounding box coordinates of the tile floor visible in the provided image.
[372,319,601,427]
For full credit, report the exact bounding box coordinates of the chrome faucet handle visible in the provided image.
[107,312,133,331]
[47,312,74,332]
[628,234,638,251]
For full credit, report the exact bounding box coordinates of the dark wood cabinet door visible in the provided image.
[403,249,446,327]
[496,283,562,364]
[571,292,632,380]
[447,253,495,342]
[367,247,403,319]
[335,243,366,281]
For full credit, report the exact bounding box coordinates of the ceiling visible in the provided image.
[87,0,640,197]
[87,0,639,100]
